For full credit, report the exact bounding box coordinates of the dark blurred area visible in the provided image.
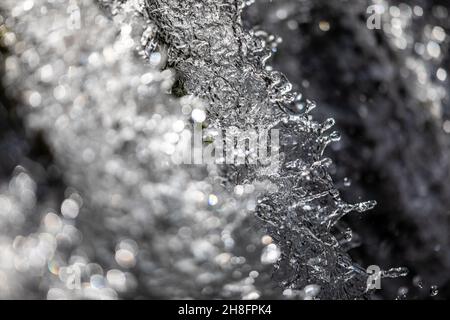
[244,0,450,299]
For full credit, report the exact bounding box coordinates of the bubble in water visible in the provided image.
[343,177,351,187]
[430,285,439,297]
[396,286,408,300]
[382,267,409,278]
[303,284,320,299]
[261,244,281,264]
[192,109,206,122]
[61,199,80,219]
[413,276,424,289]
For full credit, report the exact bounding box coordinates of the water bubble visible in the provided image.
[282,288,303,298]
[413,276,424,289]
[261,235,273,245]
[303,284,320,299]
[115,249,136,268]
[329,131,341,142]
[427,41,441,58]
[90,274,106,289]
[261,244,280,264]
[243,291,260,300]
[413,6,423,17]
[39,64,53,82]
[208,194,218,206]
[396,286,408,299]
[343,228,352,241]
[343,177,351,187]
[430,285,439,297]
[61,199,80,219]
[107,269,127,292]
[432,26,446,43]
[149,52,162,66]
[28,91,42,107]
[319,21,330,32]
[436,68,447,81]
[192,109,206,122]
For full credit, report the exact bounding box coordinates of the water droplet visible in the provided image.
[61,198,80,219]
[192,109,206,122]
[343,177,351,187]
[303,284,320,299]
[329,131,341,142]
[437,68,447,81]
[319,21,330,32]
[343,228,352,241]
[208,194,218,206]
[321,118,335,132]
[149,52,162,66]
[261,243,280,264]
[413,276,424,289]
[430,285,439,296]
[383,267,409,278]
[397,286,408,299]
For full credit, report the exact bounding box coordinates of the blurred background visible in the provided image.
[1,0,449,300]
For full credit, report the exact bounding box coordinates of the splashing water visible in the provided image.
[138,0,404,298]
[0,0,407,299]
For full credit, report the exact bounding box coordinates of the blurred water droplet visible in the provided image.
[261,244,280,264]
[430,285,439,297]
[303,284,320,299]
[413,276,424,289]
[343,177,351,187]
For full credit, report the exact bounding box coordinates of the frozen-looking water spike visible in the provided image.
[311,158,333,169]
[354,200,378,213]
[320,118,336,133]
[304,100,317,114]
[382,267,409,279]
[321,200,376,230]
